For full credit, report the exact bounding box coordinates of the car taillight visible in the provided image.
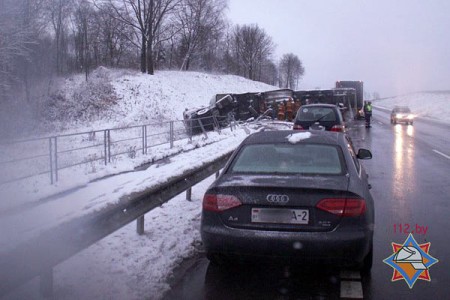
[330,125,345,132]
[203,194,242,212]
[316,198,366,217]
[293,124,304,130]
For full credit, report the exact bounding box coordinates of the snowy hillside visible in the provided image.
[45,68,277,134]
[373,91,450,123]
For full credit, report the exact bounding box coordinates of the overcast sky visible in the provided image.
[227,0,450,97]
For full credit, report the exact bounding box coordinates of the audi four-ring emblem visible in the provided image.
[266,194,289,203]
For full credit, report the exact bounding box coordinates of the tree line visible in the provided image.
[0,0,305,106]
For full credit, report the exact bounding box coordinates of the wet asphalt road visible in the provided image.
[163,110,450,300]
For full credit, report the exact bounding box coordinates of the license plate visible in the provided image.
[251,208,309,224]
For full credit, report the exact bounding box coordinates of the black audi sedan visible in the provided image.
[201,130,374,271]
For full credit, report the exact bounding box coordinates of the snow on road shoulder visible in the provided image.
[0,128,249,255]
[8,175,213,300]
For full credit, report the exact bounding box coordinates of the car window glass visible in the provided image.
[393,107,411,113]
[345,136,360,172]
[297,107,336,121]
[230,143,345,175]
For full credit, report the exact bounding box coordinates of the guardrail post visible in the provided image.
[142,125,146,154]
[103,130,107,165]
[212,115,221,134]
[145,125,148,154]
[198,118,208,139]
[103,129,111,165]
[184,119,193,142]
[227,113,234,131]
[137,215,145,235]
[107,130,111,163]
[186,188,192,201]
[40,268,53,297]
[170,121,174,149]
[54,137,58,182]
[49,138,53,184]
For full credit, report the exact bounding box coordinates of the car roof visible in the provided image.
[242,130,343,146]
[300,103,338,109]
[393,106,410,110]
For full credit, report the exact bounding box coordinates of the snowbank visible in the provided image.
[373,91,450,124]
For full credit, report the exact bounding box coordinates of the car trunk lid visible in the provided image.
[210,174,356,232]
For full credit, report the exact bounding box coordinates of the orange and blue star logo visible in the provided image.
[383,233,438,288]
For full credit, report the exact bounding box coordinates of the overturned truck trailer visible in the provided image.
[183,88,357,135]
[183,89,294,135]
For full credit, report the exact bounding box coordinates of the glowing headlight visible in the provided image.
[408,114,414,119]
[396,114,403,118]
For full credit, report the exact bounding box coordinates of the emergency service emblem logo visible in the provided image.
[383,233,439,288]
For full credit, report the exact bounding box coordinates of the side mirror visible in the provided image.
[357,149,372,160]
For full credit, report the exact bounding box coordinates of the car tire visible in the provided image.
[197,108,210,116]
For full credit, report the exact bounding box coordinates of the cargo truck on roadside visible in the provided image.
[336,80,364,119]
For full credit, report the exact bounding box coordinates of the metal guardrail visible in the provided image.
[0,117,226,186]
[0,149,234,297]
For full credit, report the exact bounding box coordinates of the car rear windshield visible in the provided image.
[229,143,345,175]
[296,107,337,121]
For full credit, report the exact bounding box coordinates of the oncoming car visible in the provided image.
[390,106,414,125]
[293,104,345,132]
[201,130,374,271]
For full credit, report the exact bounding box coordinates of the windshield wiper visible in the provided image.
[313,111,333,122]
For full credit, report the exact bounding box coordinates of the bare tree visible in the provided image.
[176,0,226,71]
[232,24,275,81]
[97,4,135,67]
[45,0,73,75]
[260,59,278,86]
[103,0,179,74]
[73,0,95,80]
[0,0,46,103]
[279,53,304,89]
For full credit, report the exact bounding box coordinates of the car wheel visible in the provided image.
[197,108,210,116]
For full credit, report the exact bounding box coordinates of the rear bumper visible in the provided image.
[201,223,372,266]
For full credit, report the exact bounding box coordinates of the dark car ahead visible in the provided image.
[293,104,345,132]
[201,130,374,271]
[390,106,414,125]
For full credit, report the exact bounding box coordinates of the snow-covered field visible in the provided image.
[1,69,449,300]
[373,91,450,123]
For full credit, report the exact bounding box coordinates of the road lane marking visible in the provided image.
[433,149,450,160]
[340,281,363,299]
[340,270,363,299]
